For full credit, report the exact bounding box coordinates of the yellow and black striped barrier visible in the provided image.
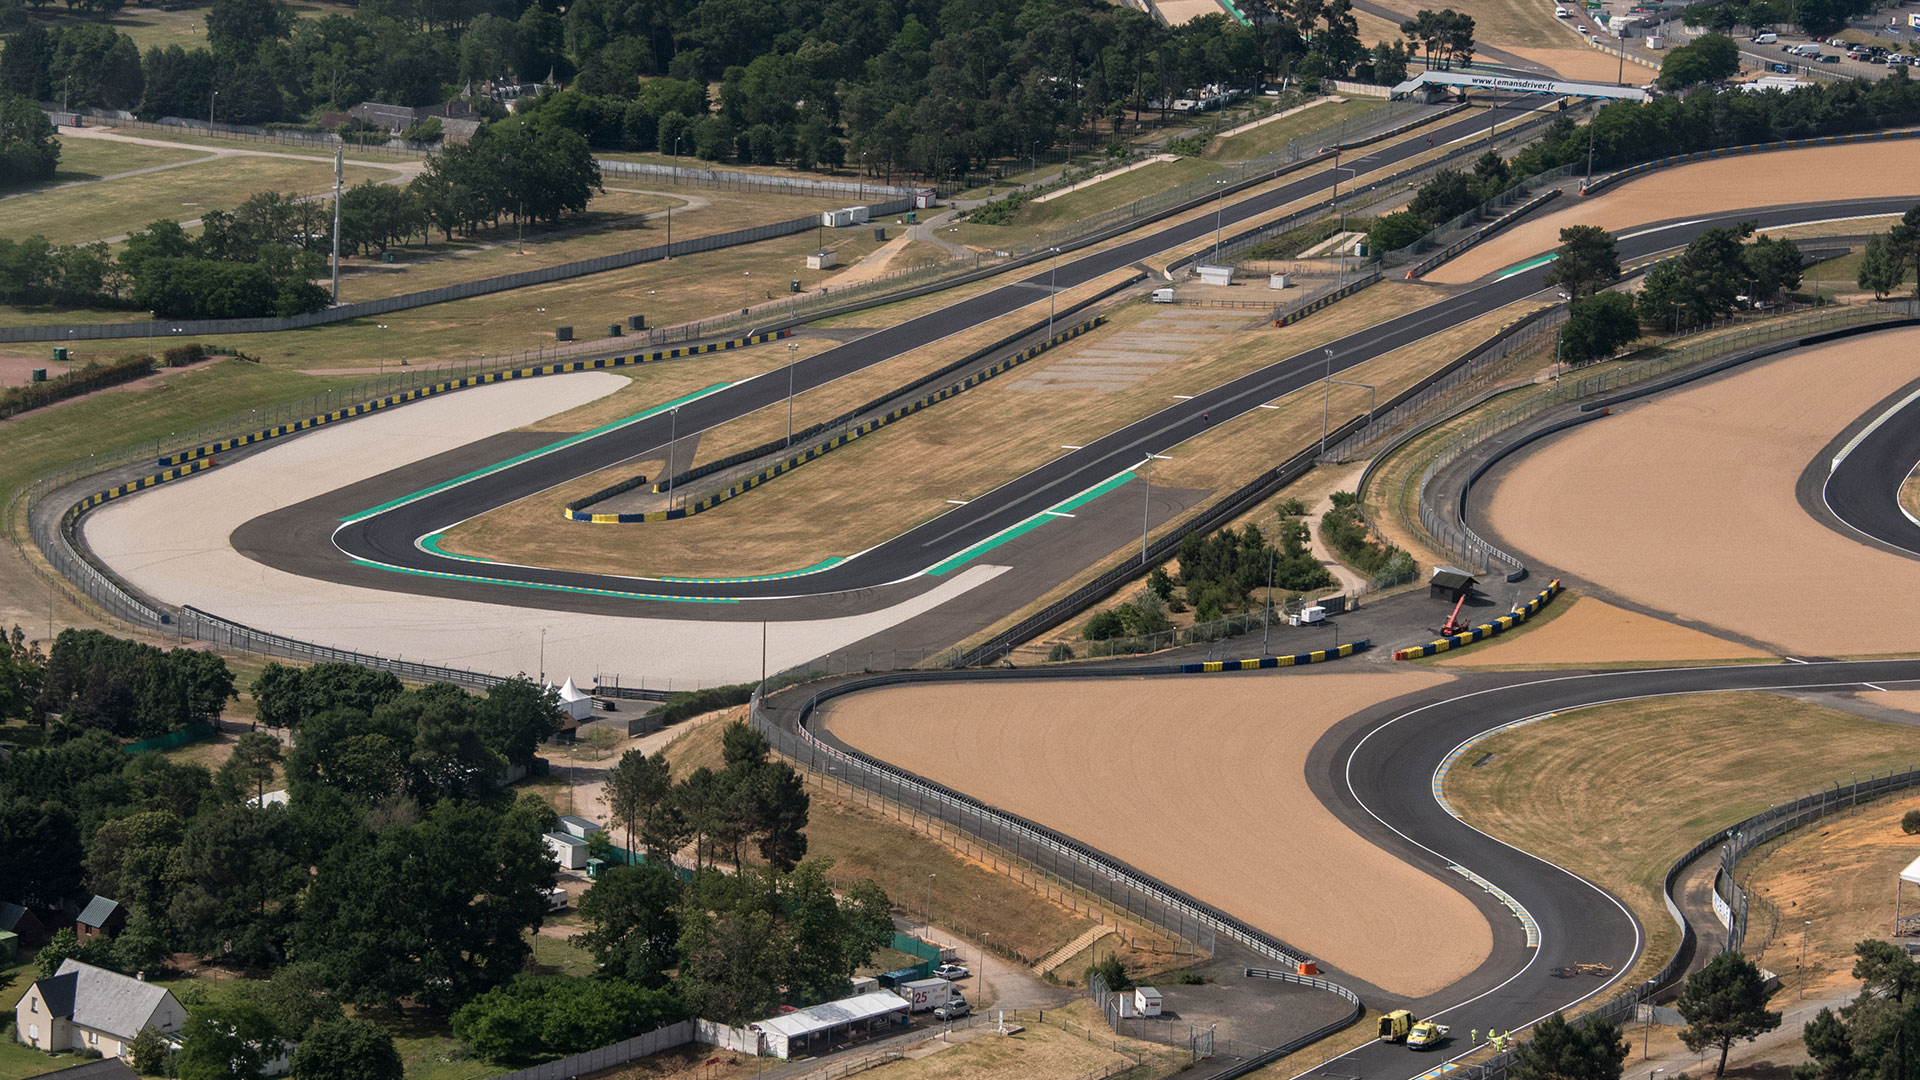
[1580,129,1920,198]
[1274,274,1382,328]
[66,459,217,520]
[1180,639,1366,672]
[1394,579,1562,660]
[567,317,1106,524]
[157,330,789,467]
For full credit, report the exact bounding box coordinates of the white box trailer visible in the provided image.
[1135,987,1163,1016]
[894,978,953,1013]
[821,208,856,228]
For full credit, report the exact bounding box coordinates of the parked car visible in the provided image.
[933,998,971,1021]
[1576,23,1589,32]
[933,964,971,980]
[1819,52,1842,61]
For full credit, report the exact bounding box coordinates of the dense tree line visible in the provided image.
[1682,0,1879,37]
[602,720,808,873]
[0,88,55,185]
[1636,222,1804,329]
[1794,941,1920,1080]
[0,0,1438,179]
[1657,32,1741,92]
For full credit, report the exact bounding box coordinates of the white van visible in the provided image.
[1788,43,1820,55]
[1555,5,1571,15]
[1752,31,1778,43]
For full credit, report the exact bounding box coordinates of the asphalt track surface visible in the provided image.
[300,194,1919,608]
[1297,658,1920,1080]
[1823,373,1920,558]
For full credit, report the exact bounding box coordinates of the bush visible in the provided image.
[452,976,682,1064]
[162,342,210,367]
[1146,566,1174,599]
[1088,955,1132,992]
[1367,210,1430,254]
[966,190,1035,226]
[1166,133,1208,156]
[1275,497,1308,517]
[1082,610,1125,641]
[1047,643,1074,662]
[1903,810,1920,835]
[1320,502,1408,579]
[645,683,753,726]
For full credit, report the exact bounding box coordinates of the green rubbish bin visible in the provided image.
[53,347,69,363]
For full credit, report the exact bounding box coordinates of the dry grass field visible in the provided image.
[1483,327,1920,657]
[818,670,1491,998]
[1432,595,1773,668]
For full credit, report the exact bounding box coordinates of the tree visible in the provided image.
[173,1002,284,1080]
[474,677,560,767]
[0,795,83,906]
[288,1018,402,1080]
[1367,211,1428,254]
[1508,1012,1628,1080]
[1859,234,1906,299]
[129,1026,172,1075]
[574,861,684,986]
[1558,292,1639,366]
[1544,225,1621,301]
[1794,1007,1861,1080]
[0,91,59,188]
[604,749,673,858]
[205,0,295,58]
[451,977,680,1063]
[218,731,283,805]
[1744,234,1804,302]
[1678,951,1783,1077]
[1659,33,1741,90]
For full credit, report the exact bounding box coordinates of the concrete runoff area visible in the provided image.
[815,670,1493,998]
[82,371,1008,686]
[1427,141,1920,284]
[1432,595,1772,667]
[1480,327,1920,658]
[433,285,1433,580]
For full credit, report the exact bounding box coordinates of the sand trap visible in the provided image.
[1484,327,1920,657]
[1436,596,1772,667]
[1854,690,1920,718]
[86,372,1006,686]
[1502,46,1642,83]
[1427,141,1920,284]
[818,670,1491,996]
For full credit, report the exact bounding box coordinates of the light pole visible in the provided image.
[62,76,69,113]
[1211,179,1228,264]
[785,341,799,448]
[1800,920,1812,997]
[1263,547,1275,651]
[1321,348,1335,454]
[1047,246,1061,340]
[666,406,680,509]
[208,88,218,129]
[1330,163,1356,286]
[925,874,935,933]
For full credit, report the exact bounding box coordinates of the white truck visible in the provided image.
[894,978,953,1013]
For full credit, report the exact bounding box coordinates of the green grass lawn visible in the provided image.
[0,958,66,1080]
[2,156,400,246]
[27,1,355,55]
[950,156,1224,250]
[1207,97,1390,162]
[1446,692,1920,994]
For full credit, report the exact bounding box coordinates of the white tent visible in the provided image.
[1895,854,1920,933]
[551,677,593,721]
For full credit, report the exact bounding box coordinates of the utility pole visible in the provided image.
[330,145,343,303]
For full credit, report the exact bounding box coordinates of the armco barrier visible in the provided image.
[1579,128,1920,197]
[1405,188,1562,279]
[157,331,787,467]
[568,317,1107,523]
[632,273,1148,500]
[1392,579,1562,659]
[1273,271,1381,327]
[1178,640,1367,671]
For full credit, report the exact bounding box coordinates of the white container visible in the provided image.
[1114,994,1135,1018]
[851,976,880,995]
[1268,273,1291,290]
[1135,988,1163,1017]
[806,250,838,270]
[1151,287,1175,303]
[1196,265,1233,287]
[1289,605,1327,627]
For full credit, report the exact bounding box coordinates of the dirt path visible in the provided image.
[1482,327,1920,657]
[817,670,1491,998]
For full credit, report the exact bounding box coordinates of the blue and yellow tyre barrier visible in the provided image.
[1393,579,1562,660]
[157,330,789,467]
[1179,639,1367,672]
[567,317,1106,524]
[1579,129,1920,198]
[1405,189,1561,281]
[1273,274,1381,328]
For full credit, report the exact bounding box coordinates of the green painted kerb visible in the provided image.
[926,471,1135,577]
[340,382,733,524]
[659,556,848,584]
[346,554,740,603]
[1495,252,1558,280]
[419,532,488,563]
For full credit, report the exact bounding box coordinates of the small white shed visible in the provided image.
[1135,987,1163,1017]
[806,249,838,270]
[557,815,602,840]
[545,832,589,870]
[1196,265,1233,287]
